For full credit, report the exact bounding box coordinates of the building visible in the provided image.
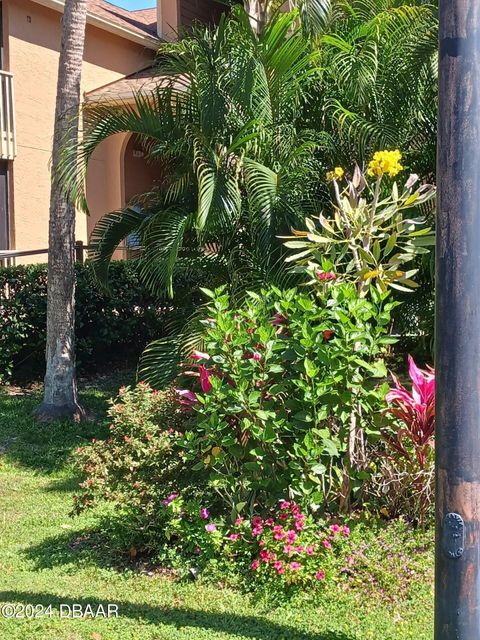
[0,0,223,260]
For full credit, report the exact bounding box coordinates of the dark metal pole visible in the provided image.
[436,1,480,637]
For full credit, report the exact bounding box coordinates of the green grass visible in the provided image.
[0,377,434,640]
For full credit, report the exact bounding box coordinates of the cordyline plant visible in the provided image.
[384,355,435,470]
[377,355,435,522]
[283,150,435,296]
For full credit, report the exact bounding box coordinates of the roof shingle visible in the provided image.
[86,0,158,39]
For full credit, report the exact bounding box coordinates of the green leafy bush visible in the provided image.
[177,283,398,513]
[0,261,167,382]
[73,382,192,554]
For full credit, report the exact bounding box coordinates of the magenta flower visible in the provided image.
[322,539,332,550]
[252,526,263,537]
[283,544,293,555]
[289,562,302,571]
[228,533,240,541]
[279,512,289,521]
[330,524,341,534]
[235,516,244,526]
[270,312,288,326]
[273,525,285,541]
[252,516,263,526]
[279,500,291,510]
[252,352,262,361]
[205,523,217,533]
[200,508,210,520]
[259,549,270,562]
[175,389,197,405]
[192,350,210,361]
[162,492,178,506]
[315,570,325,581]
[265,518,274,527]
[274,560,284,573]
[315,270,337,281]
[295,545,304,553]
[306,545,315,556]
[285,530,297,544]
[199,365,212,393]
[385,355,435,468]
[251,559,260,571]
[342,526,350,537]
[294,518,305,531]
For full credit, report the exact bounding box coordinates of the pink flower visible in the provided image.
[200,508,210,519]
[205,523,217,533]
[250,559,260,571]
[316,270,337,281]
[199,365,212,393]
[271,313,288,326]
[279,512,289,521]
[342,526,350,537]
[228,533,240,541]
[192,350,210,361]
[289,562,302,571]
[265,518,274,527]
[259,549,270,562]
[175,389,197,405]
[295,545,304,553]
[322,539,332,549]
[162,493,178,506]
[252,526,263,537]
[294,518,305,531]
[279,500,291,510]
[283,544,293,555]
[306,545,315,556]
[259,539,265,547]
[290,503,301,515]
[252,352,262,361]
[330,524,341,534]
[252,516,263,527]
[315,570,325,581]
[273,525,285,541]
[274,560,284,573]
[235,516,244,526]
[285,530,297,544]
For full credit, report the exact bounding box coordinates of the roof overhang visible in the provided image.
[30,0,160,50]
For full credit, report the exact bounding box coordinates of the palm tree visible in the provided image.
[60,7,324,384]
[316,0,438,177]
[34,0,87,420]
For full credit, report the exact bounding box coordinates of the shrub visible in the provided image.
[371,356,435,521]
[73,382,192,553]
[176,283,397,513]
[0,261,167,382]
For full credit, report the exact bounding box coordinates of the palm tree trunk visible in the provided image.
[34,0,87,421]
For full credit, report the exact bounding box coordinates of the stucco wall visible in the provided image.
[5,0,154,258]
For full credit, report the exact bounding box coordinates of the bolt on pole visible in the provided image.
[436,1,480,637]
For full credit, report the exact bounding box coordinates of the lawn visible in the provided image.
[0,376,434,640]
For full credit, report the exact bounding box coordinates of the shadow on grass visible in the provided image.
[0,590,354,640]
[0,372,133,473]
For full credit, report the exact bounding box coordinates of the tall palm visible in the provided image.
[35,0,87,420]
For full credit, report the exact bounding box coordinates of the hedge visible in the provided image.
[0,260,167,383]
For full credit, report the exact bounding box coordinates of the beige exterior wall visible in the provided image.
[4,0,155,259]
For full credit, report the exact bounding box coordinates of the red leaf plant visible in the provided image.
[384,355,435,469]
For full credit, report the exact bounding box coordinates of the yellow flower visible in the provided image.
[367,150,403,178]
[326,166,344,182]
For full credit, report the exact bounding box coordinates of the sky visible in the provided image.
[110,0,155,9]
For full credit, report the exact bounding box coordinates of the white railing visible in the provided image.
[0,71,16,160]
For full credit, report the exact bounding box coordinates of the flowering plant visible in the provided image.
[284,150,435,296]
[225,501,352,592]
[176,283,395,513]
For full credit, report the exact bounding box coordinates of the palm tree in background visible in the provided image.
[34,0,87,420]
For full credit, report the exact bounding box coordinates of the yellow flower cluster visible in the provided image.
[326,166,345,182]
[367,150,403,178]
